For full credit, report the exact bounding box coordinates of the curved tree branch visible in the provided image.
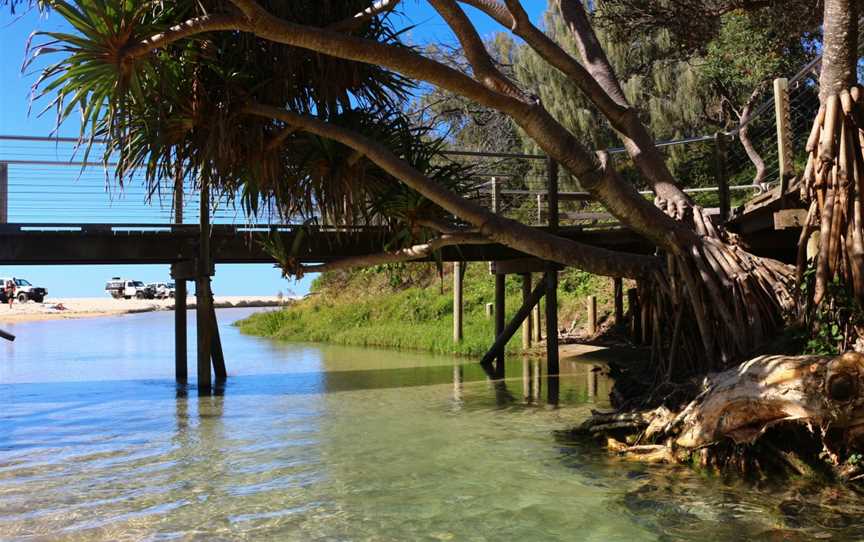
[122,13,247,57]
[461,0,696,218]
[243,101,661,278]
[121,0,698,253]
[429,0,528,100]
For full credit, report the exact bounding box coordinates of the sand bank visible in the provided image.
[0,296,287,323]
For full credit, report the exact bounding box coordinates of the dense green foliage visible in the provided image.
[239,264,616,356]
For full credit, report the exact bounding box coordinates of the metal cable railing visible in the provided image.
[0,42,831,228]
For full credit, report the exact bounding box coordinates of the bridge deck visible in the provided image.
[0,223,652,265]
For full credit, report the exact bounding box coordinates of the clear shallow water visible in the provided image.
[1,309,864,541]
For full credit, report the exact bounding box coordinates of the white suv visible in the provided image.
[0,277,47,303]
[105,278,154,300]
[147,282,176,299]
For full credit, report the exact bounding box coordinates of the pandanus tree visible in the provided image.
[23,0,799,383]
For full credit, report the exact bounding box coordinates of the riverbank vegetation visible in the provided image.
[239,264,616,356]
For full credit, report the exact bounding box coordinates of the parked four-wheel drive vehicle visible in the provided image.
[0,277,47,303]
[105,278,154,299]
[147,282,176,299]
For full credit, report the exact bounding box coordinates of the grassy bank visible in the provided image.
[238,263,619,356]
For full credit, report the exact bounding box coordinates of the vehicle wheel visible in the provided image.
[169,292,174,298]
[136,291,146,299]
[16,293,27,303]
[33,296,44,303]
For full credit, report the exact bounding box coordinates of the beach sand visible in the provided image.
[0,296,286,323]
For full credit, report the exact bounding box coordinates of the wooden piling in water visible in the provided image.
[546,158,560,377]
[494,273,506,368]
[174,281,187,382]
[173,166,187,383]
[197,176,212,394]
[209,297,227,382]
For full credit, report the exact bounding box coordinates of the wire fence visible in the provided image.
[0,136,283,225]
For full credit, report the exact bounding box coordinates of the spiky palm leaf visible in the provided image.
[27,0,470,253]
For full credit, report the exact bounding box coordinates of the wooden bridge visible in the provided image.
[0,69,809,395]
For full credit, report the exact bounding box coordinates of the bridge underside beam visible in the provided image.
[0,226,652,265]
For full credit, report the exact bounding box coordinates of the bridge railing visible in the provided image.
[0,57,822,230]
[0,135,284,226]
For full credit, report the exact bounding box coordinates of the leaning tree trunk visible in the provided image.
[580,0,864,474]
[797,0,863,348]
[551,0,797,384]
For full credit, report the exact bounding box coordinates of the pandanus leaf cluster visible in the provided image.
[26,0,473,238]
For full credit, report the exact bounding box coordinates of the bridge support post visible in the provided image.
[494,273,505,376]
[586,295,597,336]
[171,163,187,384]
[195,175,227,394]
[173,277,188,383]
[453,261,463,343]
[481,279,545,366]
[521,273,532,349]
[209,296,227,382]
[546,158,560,380]
[613,278,624,328]
[196,277,212,394]
[533,300,542,343]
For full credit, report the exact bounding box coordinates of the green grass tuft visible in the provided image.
[238,263,618,356]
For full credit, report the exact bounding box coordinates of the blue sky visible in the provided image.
[0,2,545,297]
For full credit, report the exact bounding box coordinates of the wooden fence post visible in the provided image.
[613,278,624,327]
[774,77,794,200]
[714,132,730,222]
[586,295,597,336]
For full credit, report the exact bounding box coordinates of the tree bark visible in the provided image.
[738,88,768,185]
[820,0,859,102]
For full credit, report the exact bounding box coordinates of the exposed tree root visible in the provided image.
[573,352,864,482]
[628,230,796,387]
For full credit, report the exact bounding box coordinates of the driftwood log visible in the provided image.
[577,352,864,479]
